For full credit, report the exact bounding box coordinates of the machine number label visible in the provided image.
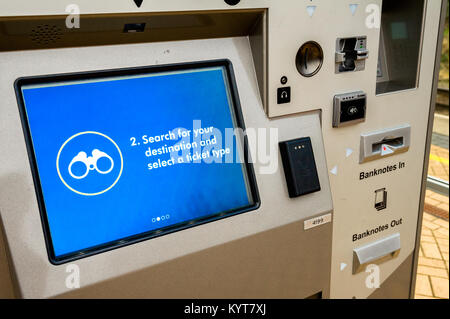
[304,213,332,230]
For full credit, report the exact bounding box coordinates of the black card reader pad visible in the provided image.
[279,137,321,198]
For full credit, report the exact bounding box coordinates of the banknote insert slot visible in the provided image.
[372,137,404,153]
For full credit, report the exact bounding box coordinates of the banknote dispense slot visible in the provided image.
[360,124,411,163]
[353,233,401,274]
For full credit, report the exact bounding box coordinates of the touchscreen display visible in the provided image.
[16,60,259,264]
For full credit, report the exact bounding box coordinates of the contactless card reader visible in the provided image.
[333,91,367,127]
[279,137,321,198]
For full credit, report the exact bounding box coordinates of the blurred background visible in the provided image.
[415,1,449,300]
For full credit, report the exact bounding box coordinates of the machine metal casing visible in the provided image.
[0,0,446,299]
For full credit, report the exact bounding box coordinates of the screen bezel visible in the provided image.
[14,59,260,265]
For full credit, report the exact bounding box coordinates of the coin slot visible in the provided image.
[296,41,323,77]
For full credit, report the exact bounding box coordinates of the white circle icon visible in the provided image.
[56,131,123,196]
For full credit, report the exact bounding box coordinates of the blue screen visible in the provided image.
[20,65,254,259]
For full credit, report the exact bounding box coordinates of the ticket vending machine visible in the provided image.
[0,0,446,299]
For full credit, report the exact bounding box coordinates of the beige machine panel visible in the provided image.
[0,37,333,298]
[328,0,443,298]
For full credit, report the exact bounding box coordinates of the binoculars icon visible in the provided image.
[68,149,114,180]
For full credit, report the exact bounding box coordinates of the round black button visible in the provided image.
[281,76,288,85]
[224,0,240,5]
